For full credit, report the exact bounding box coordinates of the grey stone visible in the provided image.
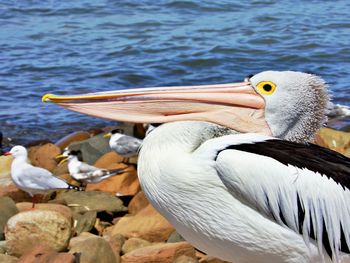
[74,211,97,235]
[69,133,112,165]
[167,231,185,243]
[53,191,127,213]
[69,235,116,263]
[0,197,18,240]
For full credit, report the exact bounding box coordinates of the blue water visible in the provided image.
[0,0,349,144]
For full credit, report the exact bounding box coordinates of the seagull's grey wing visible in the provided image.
[21,165,69,190]
[78,162,100,173]
[113,136,142,157]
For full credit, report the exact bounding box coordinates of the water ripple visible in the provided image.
[0,0,349,143]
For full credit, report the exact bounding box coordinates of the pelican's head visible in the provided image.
[249,71,328,141]
[4,145,28,158]
[42,71,329,142]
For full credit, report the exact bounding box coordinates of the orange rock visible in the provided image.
[28,143,61,172]
[121,242,196,263]
[103,233,125,263]
[94,151,124,167]
[16,202,73,222]
[175,255,199,263]
[5,210,72,256]
[17,244,75,263]
[0,184,31,203]
[128,191,149,215]
[111,204,174,242]
[0,155,13,185]
[69,234,116,263]
[55,131,91,151]
[86,164,140,196]
[68,232,97,249]
[121,237,151,254]
[198,255,230,263]
[315,127,350,157]
[0,254,18,263]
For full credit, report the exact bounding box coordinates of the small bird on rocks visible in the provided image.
[104,128,143,158]
[57,149,126,187]
[4,145,81,208]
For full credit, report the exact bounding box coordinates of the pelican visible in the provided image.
[42,71,350,263]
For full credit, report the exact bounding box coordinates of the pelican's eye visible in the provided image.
[256,81,276,95]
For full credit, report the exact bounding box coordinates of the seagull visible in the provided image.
[327,102,350,120]
[104,128,142,158]
[4,145,81,208]
[57,149,126,187]
[43,71,350,263]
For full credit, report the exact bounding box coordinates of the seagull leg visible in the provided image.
[31,195,37,209]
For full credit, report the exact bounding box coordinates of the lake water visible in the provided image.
[0,0,349,144]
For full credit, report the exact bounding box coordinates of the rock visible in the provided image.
[128,191,149,215]
[167,231,185,243]
[27,143,61,172]
[55,131,91,151]
[121,242,196,263]
[0,254,18,263]
[52,162,69,176]
[5,210,72,256]
[111,204,174,242]
[74,211,97,235]
[198,256,230,263]
[17,244,74,263]
[174,255,199,263]
[103,233,125,263]
[0,156,30,202]
[94,151,124,167]
[69,133,112,165]
[0,197,18,240]
[68,232,97,248]
[69,235,116,263]
[315,127,350,157]
[0,155,13,185]
[86,164,140,196]
[16,203,72,222]
[0,185,31,203]
[0,240,7,253]
[52,191,127,213]
[121,237,151,254]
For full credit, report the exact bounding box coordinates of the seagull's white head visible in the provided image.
[56,149,81,165]
[7,145,28,158]
[42,71,329,142]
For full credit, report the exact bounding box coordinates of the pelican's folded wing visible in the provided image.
[195,133,350,261]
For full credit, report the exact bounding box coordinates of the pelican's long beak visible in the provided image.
[42,82,271,134]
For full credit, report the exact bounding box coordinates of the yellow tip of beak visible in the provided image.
[55,154,66,160]
[103,133,112,139]
[42,94,55,102]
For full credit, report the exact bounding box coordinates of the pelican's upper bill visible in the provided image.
[42,71,328,142]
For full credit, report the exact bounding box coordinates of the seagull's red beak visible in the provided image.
[3,152,11,156]
[42,82,271,135]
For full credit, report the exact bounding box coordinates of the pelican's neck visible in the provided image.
[144,121,233,153]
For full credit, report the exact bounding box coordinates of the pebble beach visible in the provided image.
[0,123,349,263]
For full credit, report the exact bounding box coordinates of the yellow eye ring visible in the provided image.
[256,81,276,95]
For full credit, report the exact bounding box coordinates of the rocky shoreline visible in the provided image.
[0,124,349,263]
